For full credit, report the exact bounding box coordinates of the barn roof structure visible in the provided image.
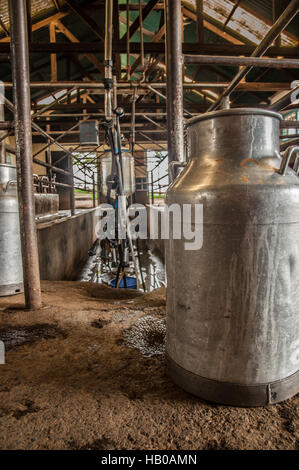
[0,0,298,150]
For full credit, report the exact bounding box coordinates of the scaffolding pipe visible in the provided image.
[139,0,145,81]
[104,0,113,121]
[9,0,42,310]
[2,81,292,91]
[196,0,204,43]
[0,106,6,163]
[208,0,299,112]
[165,0,184,168]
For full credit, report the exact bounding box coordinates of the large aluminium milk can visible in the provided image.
[165,108,299,406]
[0,163,23,296]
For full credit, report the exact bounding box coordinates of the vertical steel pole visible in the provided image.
[92,173,96,208]
[0,103,6,164]
[9,0,42,309]
[151,170,154,205]
[97,153,101,204]
[69,153,75,215]
[165,0,184,174]
[196,0,204,43]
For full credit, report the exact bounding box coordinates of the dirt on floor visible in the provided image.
[0,280,298,450]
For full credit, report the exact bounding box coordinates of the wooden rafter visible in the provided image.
[113,0,121,80]
[26,0,32,43]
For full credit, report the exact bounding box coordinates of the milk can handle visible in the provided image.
[279,146,299,176]
[169,161,187,181]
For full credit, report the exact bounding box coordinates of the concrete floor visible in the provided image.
[0,281,298,450]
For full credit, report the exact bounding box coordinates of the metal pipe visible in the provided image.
[196,0,204,43]
[33,121,83,158]
[151,170,154,205]
[220,96,230,110]
[0,106,6,163]
[165,0,184,169]
[126,0,130,80]
[69,155,75,216]
[33,157,72,176]
[92,173,96,208]
[2,81,292,92]
[143,114,166,130]
[131,87,137,154]
[184,55,299,69]
[281,137,299,150]
[9,0,42,309]
[273,0,282,48]
[280,134,299,139]
[208,0,299,112]
[139,0,145,80]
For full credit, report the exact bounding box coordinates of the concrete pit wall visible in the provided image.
[34,193,59,217]
[37,208,98,281]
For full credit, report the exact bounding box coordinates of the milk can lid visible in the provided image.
[186,107,282,128]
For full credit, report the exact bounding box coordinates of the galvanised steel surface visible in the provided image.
[99,149,136,199]
[165,108,299,406]
[0,164,23,296]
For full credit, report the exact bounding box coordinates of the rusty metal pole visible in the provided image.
[68,151,75,215]
[165,0,184,173]
[9,0,42,309]
[92,173,96,208]
[196,0,204,43]
[151,170,154,205]
[97,153,101,204]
